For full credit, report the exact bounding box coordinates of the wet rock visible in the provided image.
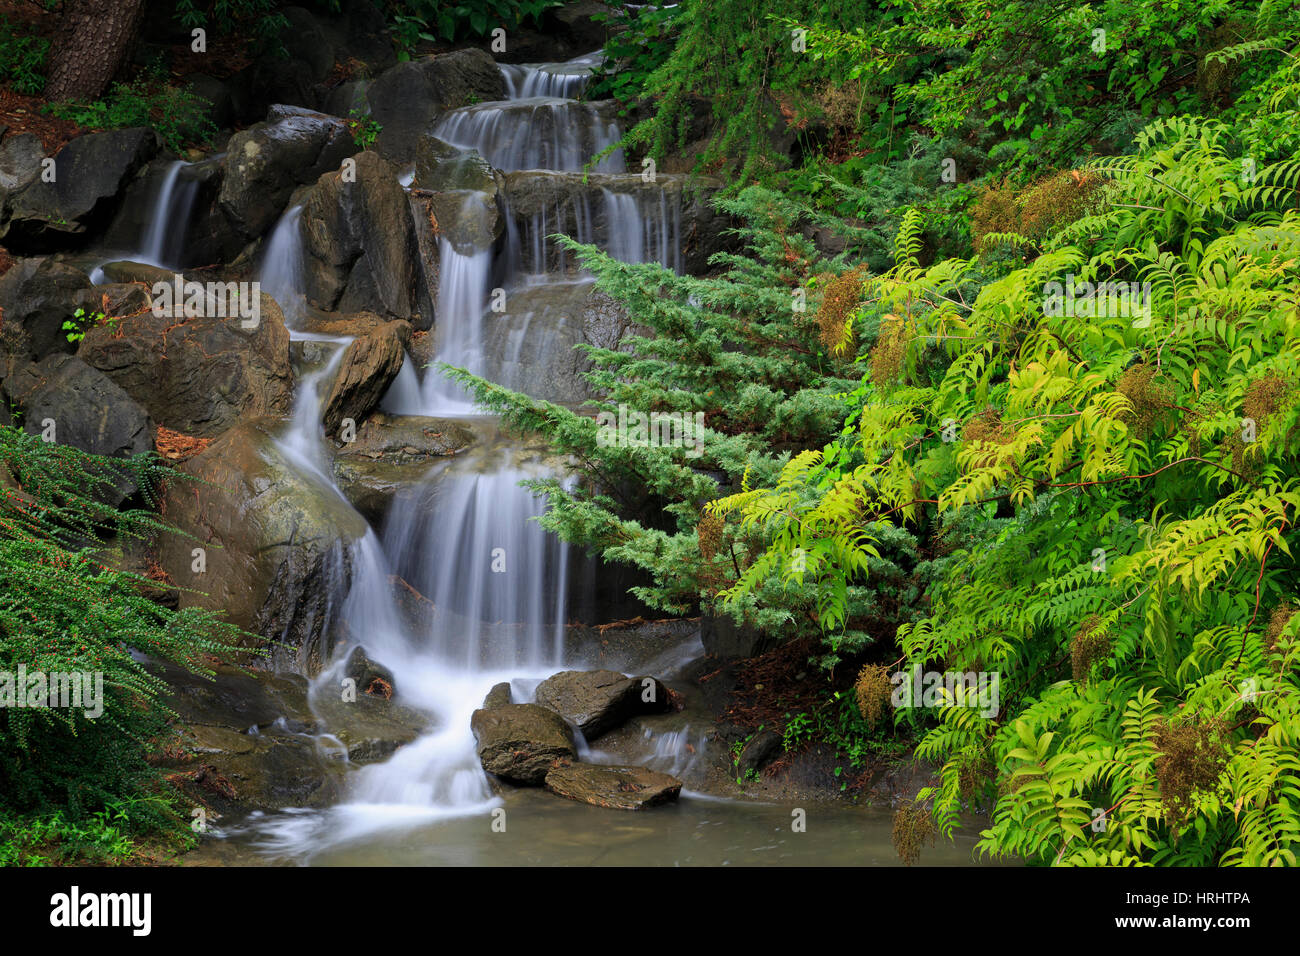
[301,150,422,321]
[338,644,395,698]
[4,128,158,252]
[0,258,92,361]
[473,278,634,404]
[470,703,576,784]
[5,353,154,506]
[736,728,782,779]
[320,320,410,436]
[414,136,498,193]
[219,106,358,239]
[366,49,506,161]
[0,133,45,211]
[77,288,293,438]
[333,413,474,521]
[157,419,371,674]
[482,682,513,710]
[543,762,682,810]
[535,669,672,741]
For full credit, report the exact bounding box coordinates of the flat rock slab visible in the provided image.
[470,703,576,785]
[544,763,682,810]
[535,669,671,741]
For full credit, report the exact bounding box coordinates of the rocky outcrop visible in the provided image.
[4,353,154,506]
[157,419,371,673]
[365,49,506,161]
[535,669,672,741]
[0,258,93,361]
[332,413,475,521]
[320,320,409,436]
[470,703,576,784]
[3,128,158,252]
[543,762,682,810]
[482,682,513,710]
[301,150,422,322]
[472,278,635,404]
[219,106,359,240]
[77,286,293,438]
[0,133,45,217]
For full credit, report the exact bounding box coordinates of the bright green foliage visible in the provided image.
[444,187,932,665]
[44,77,217,154]
[587,3,685,104]
[0,427,246,837]
[711,30,1300,864]
[0,17,49,95]
[801,0,1299,175]
[606,0,879,183]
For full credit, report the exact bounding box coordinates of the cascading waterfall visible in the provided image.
[258,205,307,327]
[433,98,624,173]
[244,49,696,859]
[139,160,200,267]
[500,52,602,99]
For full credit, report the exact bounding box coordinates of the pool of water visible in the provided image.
[213,789,988,866]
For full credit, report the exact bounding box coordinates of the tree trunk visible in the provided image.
[44,0,147,102]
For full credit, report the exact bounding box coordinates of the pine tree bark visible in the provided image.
[44,0,148,102]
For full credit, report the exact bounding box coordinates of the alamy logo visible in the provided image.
[151,274,261,328]
[49,886,151,936]
[595,404,706,458]
[0,665,103,719]
[1043,274,1152,328]
[891,664,1000,718]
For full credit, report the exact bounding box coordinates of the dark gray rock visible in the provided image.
[367,49,506,161]
[736,728,782,778]
[219,106,358,239]
[77,286,293,438]
[535,669,672,741]
[301,150,422,321]
[701,609,776,659]
[4,128,158,252]
[9,353,154,506]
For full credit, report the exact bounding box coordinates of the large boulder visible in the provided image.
[77,285,293,438]
[0,133,45,214]
[157,419,371,673]
[219,106,359,239]
[535,669,672,741]
[543,762,682,810]
[3,128,158,252]
[0,258,93,361]
[301,150,422,322]
[470,702,576,784]
[320,320,409,436]
[472,278,635,405]
[4,353,154,506]
[366,49,506,161]
[332,412,475,521]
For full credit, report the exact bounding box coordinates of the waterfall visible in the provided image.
[259,205,307,328]
[243,48,689,860]
[432,98,624,173]
[137,160,200,268]
[499,52,602,100]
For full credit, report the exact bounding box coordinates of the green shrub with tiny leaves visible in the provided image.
[0,426,247,840]
[710,28,1300,865]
